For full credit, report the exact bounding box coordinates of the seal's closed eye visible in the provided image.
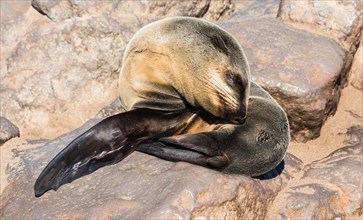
[225,71,244,90]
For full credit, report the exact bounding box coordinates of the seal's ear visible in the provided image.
[34,108,191,197]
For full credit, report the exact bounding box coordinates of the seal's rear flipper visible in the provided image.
[137,133,229,169]
[34,109,191,197]
[34,114,135,197]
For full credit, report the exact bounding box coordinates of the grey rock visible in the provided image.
[0,118,302,219]
[31,0,233,22]
[0,117,20,145]
[267,143,363,219]
[350,41,363,90]
[277,0,363,51]
[229,0,280,20]
[218,19,347,142]
[345,125,363,145]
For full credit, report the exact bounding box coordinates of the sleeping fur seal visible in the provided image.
[34,17,289,197]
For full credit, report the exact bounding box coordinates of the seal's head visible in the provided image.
[167,17,251,124]
[120,17,251,124]
[201,54,250,124]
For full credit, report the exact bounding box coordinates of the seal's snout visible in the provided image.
[229,116,246,125]
[224,104,247,124]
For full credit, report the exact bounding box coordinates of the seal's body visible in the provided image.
[137,82,289,175]
[34,17,289,197]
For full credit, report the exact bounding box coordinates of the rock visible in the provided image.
[1,14,123,139]
[0,5,48,63]
[267,143,363,219]
[229,0,280,20]
[350,41,363,90]
[0,117,303,219]
[95,98,124,118]
[218,19,347,142]
[0,0,32,22]
[344,125,363,145]
[276,0,362,90]
[277,0,363,51]
[0,117,20,145]
[31,0,108,22]
[31,0,233,22]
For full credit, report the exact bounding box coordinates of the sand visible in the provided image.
[288,80,363,164]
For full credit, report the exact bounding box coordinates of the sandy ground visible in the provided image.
[288,80,363,164]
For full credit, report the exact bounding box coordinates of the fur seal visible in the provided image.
[34,17,289,197]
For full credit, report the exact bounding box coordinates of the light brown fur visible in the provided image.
[119,17,251,123]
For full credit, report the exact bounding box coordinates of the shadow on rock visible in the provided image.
[256,159,285,180]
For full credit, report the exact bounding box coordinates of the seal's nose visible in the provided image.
[229,116,246,124]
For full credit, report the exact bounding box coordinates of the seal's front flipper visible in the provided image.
[137,133,229,169]
[34,108,191,197]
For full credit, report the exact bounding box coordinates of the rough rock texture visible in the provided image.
[288,40,363,164]
[350,41,363,90]
[230,0,280,19]
[278,0,363,51]
[0,117,20,146]
[267,143,363,219]
[0,118,303,220]
[218,19,347,142]
[0,0,31,22]
[277,0,362,93]
[31,0,233,23]
[1,14,122,139]
[344,125,363,145]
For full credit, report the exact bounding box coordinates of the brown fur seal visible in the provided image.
[34,17,289,197]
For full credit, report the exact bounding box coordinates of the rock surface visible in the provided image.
[0,0,31,22]
[0,118,302,220]
[0,117,20,145]
[267,143,363,219]
[1,12,122,139]
[278,0,363,51]
[31,0,233,23]
[218,18,347,142]
[350,41,363,90]
[230,0,280,19]
[344,125,363,145]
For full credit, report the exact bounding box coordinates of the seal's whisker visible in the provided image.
[207,77,238,106]
[204,81,238,108]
